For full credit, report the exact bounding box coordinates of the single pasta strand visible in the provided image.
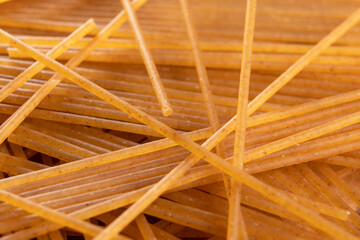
[228,0,257,238]
[178,0,230,197]
[179,0,223,145]
[120,0,173,116]
[135,214,157,240]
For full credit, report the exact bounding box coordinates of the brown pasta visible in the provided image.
[0,0,359,239]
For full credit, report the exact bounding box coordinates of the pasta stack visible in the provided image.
[0,0,359,239]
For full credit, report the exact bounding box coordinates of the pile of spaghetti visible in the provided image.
[0,0,359,239]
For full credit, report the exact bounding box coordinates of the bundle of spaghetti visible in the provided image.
[0,0,359,239]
